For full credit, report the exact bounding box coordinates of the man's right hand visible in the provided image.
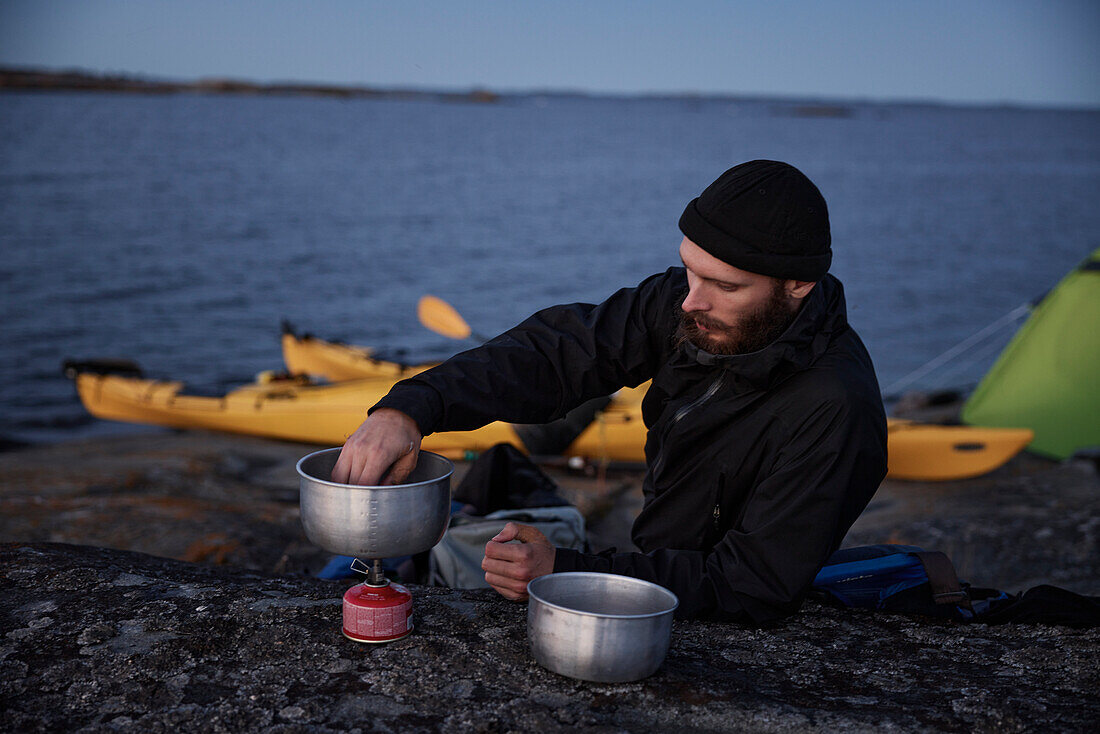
[331,408,423,486]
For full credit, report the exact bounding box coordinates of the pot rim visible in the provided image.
[527,572,679,620]
[296,447,454,490]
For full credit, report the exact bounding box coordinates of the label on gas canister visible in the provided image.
[343,590,413,639]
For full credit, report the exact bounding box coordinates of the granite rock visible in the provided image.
[2,542,1098,733]
[2,431,1098,732]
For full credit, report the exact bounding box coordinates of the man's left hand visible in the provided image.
[482,522,556,601]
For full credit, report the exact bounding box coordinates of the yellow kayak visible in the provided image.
[886,419,1033,481]
[279,327,649,460]
[68,339,1034,479]
[280,326,431,382]
[67,367,647,462]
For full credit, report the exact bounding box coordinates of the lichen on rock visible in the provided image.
[2,542,1098,733]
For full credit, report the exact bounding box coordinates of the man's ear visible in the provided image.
[784,280,816,300]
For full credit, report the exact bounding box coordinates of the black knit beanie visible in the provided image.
[678,160,831,281]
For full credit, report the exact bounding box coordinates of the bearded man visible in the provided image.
[334,160,888,625]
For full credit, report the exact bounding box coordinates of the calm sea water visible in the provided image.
[2,91,1098,444]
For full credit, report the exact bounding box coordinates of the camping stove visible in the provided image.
[343,558,413,643]
[296,447,453,646]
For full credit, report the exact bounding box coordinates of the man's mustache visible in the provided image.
[683,311,732,332]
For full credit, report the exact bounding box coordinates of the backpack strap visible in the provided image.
[914,551,973,611]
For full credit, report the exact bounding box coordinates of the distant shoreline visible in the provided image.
[7,65,1094,113]
[0,66,501,104]
[0,66,883,118]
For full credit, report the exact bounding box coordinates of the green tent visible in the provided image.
[962,247,1100,460]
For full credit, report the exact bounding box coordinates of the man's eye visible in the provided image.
[718,284,738,292]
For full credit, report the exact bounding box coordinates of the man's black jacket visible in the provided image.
[373,267,888,625]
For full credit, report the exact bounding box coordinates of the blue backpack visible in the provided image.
[812,545,1009,621]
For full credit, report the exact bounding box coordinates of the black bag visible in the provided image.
[812,544,1100,627]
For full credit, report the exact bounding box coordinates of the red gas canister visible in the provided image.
[342,581,413,643]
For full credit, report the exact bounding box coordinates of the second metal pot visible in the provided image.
[527,572,678,683]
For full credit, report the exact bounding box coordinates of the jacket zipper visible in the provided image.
[710,471,724,541]
[651,372,726,478]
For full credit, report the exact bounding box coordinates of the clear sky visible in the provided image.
[2,0,1097,108]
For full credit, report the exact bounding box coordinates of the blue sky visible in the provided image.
[1,1,1097,108]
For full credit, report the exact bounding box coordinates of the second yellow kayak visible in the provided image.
[276,330,1035,480]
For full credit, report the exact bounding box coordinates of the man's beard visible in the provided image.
[675,283,798,356]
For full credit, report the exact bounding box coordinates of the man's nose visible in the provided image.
[682,287,707,313]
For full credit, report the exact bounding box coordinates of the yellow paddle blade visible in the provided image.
[417,295,472,340]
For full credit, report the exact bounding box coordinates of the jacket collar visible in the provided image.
[679,274,849,390]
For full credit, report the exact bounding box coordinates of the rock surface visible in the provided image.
[2,431,1099,732]
[3,541,1098,733]
[0,432,649,578]
[0,432,328,575]
[3,431,1098,593]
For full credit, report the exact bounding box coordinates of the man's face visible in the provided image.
[677,237,803,356]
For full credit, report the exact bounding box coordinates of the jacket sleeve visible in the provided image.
[370,268,683,435]
[554,395,888,626]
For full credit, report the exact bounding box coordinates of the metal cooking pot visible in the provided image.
[297,447,453,558]
[527,572,678,683]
